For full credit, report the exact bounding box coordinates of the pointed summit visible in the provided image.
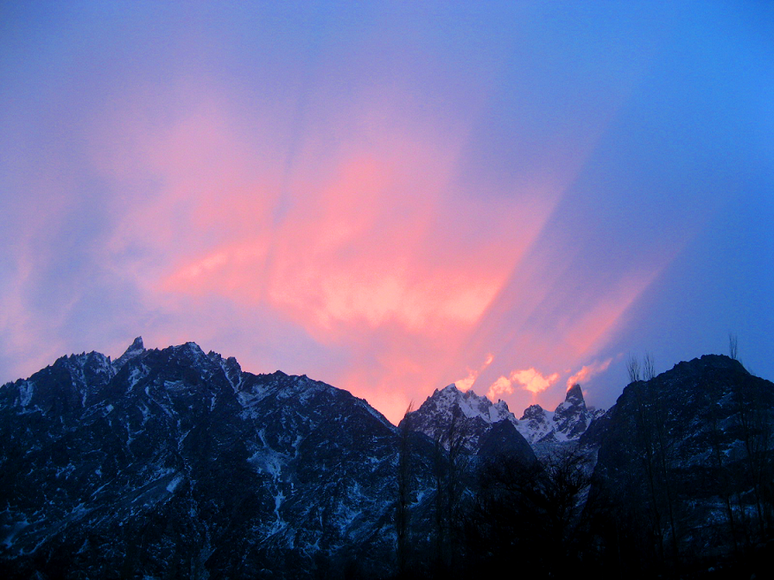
[113,336,145,370]
[553,383,591,440]
[564,383,585,407]
[515,384,601,445]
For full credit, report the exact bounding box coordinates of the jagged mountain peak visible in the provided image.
[512,384,599,446]
[0,339,405,578]
[411,379,602,451]
[165,341,209,366]
[564,383,585,406]
[113,336,146,369]
[207,351,243,390]
[553,383,591,441]
[520,403,545,421]
[407,383,520,452]
[419,383,513,424]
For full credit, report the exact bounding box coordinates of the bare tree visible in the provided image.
[729,333,738,361]
[627,354,641,384]
[430,406,469,574]
[633,386,665,563]
[632,383,682,572]
[471,448,592,577]
[432,436,447,572]
[705,404,740,556]
[643,353,656,381]
[734,387,773,541]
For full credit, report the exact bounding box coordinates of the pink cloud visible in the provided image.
[511,368,561,396]
[487,367,560,401]
[83,80,671,424]
[455,353,494,392]
[567,358,613,388]
[131,91,510,346]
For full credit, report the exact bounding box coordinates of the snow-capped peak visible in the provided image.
[410,381,603,449]
[405,384,519,451]
[516,383,598,444]
[431,384,512,424]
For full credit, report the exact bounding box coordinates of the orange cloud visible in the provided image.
[455,353,494,392]
[487,367,560,401]
[567,358,613,388]
[487,375,514,401]
[511,367,561,395]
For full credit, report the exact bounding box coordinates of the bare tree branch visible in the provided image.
[729,333,738,361]
[627,354,641,384]
[643,353,656,381]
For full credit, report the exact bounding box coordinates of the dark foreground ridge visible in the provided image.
[1,341,772,579]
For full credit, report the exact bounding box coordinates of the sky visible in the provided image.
[1,1,773,424]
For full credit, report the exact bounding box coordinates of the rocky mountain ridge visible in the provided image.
[407,380,602,456]
[0,338,408,578]
[1,340,772,579]
[583,354,774,572]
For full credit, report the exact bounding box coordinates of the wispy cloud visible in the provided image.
[567,358,613,388]
[455,353,494,392]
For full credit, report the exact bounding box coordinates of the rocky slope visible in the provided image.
[0,339,421,579]
[2,340,772,579]
[584,355,774,571]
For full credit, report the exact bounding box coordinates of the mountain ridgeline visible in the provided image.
[1,339,772,579]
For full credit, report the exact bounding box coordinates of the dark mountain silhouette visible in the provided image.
[0,339,413,578]
[583,355,774,577]
[1,341,772,578]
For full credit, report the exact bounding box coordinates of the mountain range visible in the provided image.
[1,338,772,579]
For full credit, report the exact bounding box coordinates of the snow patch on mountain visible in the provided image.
[409,382,603,452]
[517,384,604,444]
[113,336,145,370]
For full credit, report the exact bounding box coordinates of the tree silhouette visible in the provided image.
[729,333,739,361]
[643,353,656,381]
[467,449,591,577]
[627,354,641,383]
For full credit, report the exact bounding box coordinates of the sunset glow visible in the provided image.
[1,2,772,423]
